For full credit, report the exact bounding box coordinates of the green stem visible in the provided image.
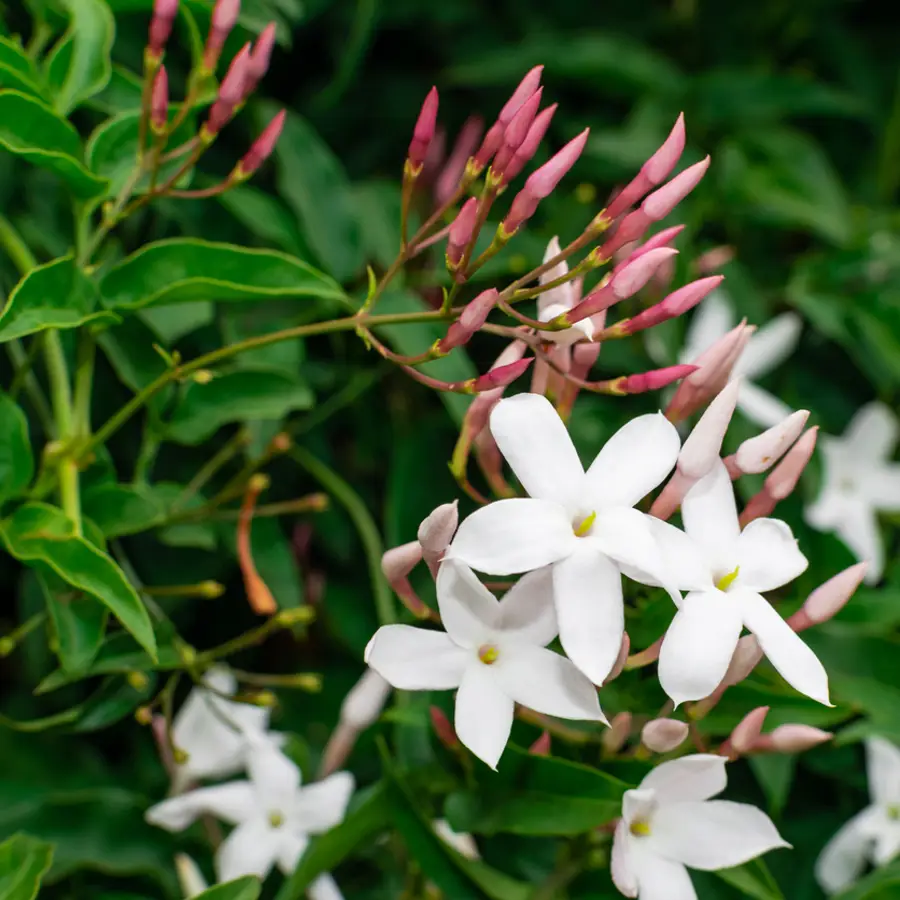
[174,428,250,506]
[73,332,95,440]
[7,337,54,436]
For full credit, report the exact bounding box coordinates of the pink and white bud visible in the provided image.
[793,562,868,629]
[734,410,810,475]
[245,22,276,93]
[491,89,543,177]
[435,116,484,204]
[722,635,764,688]
[602,711,633,754]
[603,632,630,686]
[430,705,460,750]
[611,275,722,337]
[503,104,557,183]
[641,718,689,753]
[150,66,168,132]
[418,500,459,577]
[237,109,285,176]
[438,289,499,353]
[529,731,552,756]
[613,363,696,395]
[680,379,742,479]
[381,541,430,618]
[470,357,532,393]
[766,425,818,501]
[205,42,252,134]
[768,724,832,753]
[204,0,241,70]
[614,224,686,267]
[729,706,769,756]
[149,0,179,57]
[407,86,439,171]
[446,197,479,269]
[340,669,391,729]
[606,114,686,219]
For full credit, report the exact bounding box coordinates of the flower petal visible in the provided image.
[637,517,713,594]
[681,460,740,572]
[864,465,900,512]
[815,807,881,896]
[448,499,577,576]
[493,643,605,722]
[867,737,900,807]
[650,799,789,870]
[611,822,639,898]
[146,782,256,831]
[496,566,558,645]
[308,874,345,900]
[872,819,900,867]
[291,771,355,834]
[632,844,698,900]
[490,394,585,508]
[584,413,680,510]
[833,502,884,585]
[736,381,794,430]
[738,590,830,705]
[436,559,499,647]
[658,592,743,706]
[364,626,467,690]
[680,288,734,365]
[274,832,309,877]
[844,402,899,461]
[734,518,808,592]
[553,546,624,686]
[247,739,301,808]
[734,312,801,379]
[454,663,514,769]
[638,754,727,803]
[215,819,277,882]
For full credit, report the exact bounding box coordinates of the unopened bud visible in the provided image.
[197,580,225,598]
[275,605,316,626]
[235,109,285,179]
[175,853,208,898]
[602,711,633,754]
[503,103,557,183]
[382,541,422,582]
[204,0,241,71]
[204,42,252,136]
[603,632,630,686]
[148,0,179,57]
[245,22,276,93]
[269,431,292,454]
[192,369,214,384]
[468,358,532,393]
[491,88,542,178]
[798,562,868,627]
[340,669,391,729]
[769,724,832,753]
[249,690,277,707]
[722,635,764,688]
[680,379,742,478]
[641,718,689,753]
[729,706,769,756]
[446,197,479,270]
[734,410,810,475]
[766,426,818,501]
[418,501,459,577]
[0,637,14,657]
[430,705,460,750]
[407,86,439,172]
[610,363,696,395]
[437,289,498,353]
[173,747,190,764]
[610,275,722,338]
[127,670,150,691]
[529,731,552,756]
[248,473,270,494]
[135,705,153,725]
[150,66,168,133]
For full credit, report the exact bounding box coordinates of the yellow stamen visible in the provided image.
[629,820,651,837]
[716,566,740,592]
[889,805,900,821]
[269,811,284,828]
[574,511,597,537]
[478,644,499,665]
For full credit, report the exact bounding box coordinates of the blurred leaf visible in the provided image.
[98,239,344,310]
[216,186,307,256]
[832,859,900,899]
[192,879,261,900]
[267,106,364,283]
[0,37,48,99]
[714,859,785,900]
[70,674,156,732]
[0,833,54,900]
[0,91,109,200]
[749,753,796,819]
[81,484,166,537]
[0,503,156,659]
[0,392,33,504]
[85,64,142,115]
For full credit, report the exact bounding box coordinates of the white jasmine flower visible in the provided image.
[364,559,604,769]
[434,819,480,859]
[816,737,900,894]
[805,402,900,584]
[652,460,829,706]
[449,393,681,685]
[537,236,593,345]
[171,666,284,792]
[612,754,789,900]
[680,288,801,428]
[147,735,353,895]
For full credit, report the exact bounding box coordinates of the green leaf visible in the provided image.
[84,64,143,115]
[0,256,116,343]
[70,673,156,732]
[0,391,33,504]
[714,859,785,900]
[216,186,307,256]
[0,36,47,99]
[0,833,54,900]
[98,239,344,310]
[166,370,314,444]
[43,0,114,114]
[191,878,261,900]
[81,484,166,537]
[0,91,109,200]
[267,106,364,283]
[0,503,156,659]
[832,859,900,899]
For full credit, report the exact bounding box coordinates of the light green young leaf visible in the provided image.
[0,91,109,200]
[0,833,54,900]
[82,483,167,537]
[0,391,34,504]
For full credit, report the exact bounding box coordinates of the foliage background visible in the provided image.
[2,0,900,898]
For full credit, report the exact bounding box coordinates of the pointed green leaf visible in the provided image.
[0,255,117,342]
[0,36,48,99]
[0,391,34,504]
[192,877,261,900]
[98,239,344,310]
[82,483,166,537]
[0,91,109,199]
[0,833,54,900]
[833,859,900,899]
[0,503,156,659]
[714,859,785,900]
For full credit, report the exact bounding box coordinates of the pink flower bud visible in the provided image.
[612,275,722,337]
[204,0,241,70]
[641,718,689,753]
[768,724,832,753]
[237,109,285,176]
[722,634,764,687]
[340,669,391,729]
[245,22,276,93]
[529,731,552,756]
[408,86,439,171]
[491,88,543,177]
[767,426,818,501]
[503,104,557,183]
[446,197,479,269]
[417,500,459,578]
[149,0,179,56]
[799,562,868,627]
[438,288,499,353]
[615,224,686,266]
[150,66,168,132]
[602,711,633,753]
[430,705,460,750]
[498,66,544,125]
[643,156,710,221]
[729,706,769,755]
[606,114,686,219]
[679,379,742,479]
[205,42,252,134]
[603,632,630,686]
[612,363,696,395]
[435,116,483,204]
[381,541,430,618]
[734,410,810,475]
[469,357,533,393]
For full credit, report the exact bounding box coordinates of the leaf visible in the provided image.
[0,833,54,900]
[43,0,114,114]
[84,64,142,115]
[0,256,116,343]
[70,674,156,732]
[216,186,307,256]
[0,392,33,504]
[0,503,156,659]
[166,370,314,444]
[191,878,261,900]
[0,91,109,200]
[714,859,785,900]
[98,239,344,310]
[0,36,47,99]
[832,859,900,899]
[81,484,166,537]
[267,106,364,283]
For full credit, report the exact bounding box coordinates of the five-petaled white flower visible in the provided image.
[612,754,789,900]
[147,734,354,894]
[448,393,681,685]
[171,666,284,792]
[680,287,801,428]
[805,402,900,584]
[816,737,900,894]
[364,559,604,769]
[651,460,829,706]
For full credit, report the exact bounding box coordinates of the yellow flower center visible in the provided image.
[629,819,651,837]
[889,805,900,821]
[268,811,284,828]
[715,566,740,592]
[478,644,499,665]
[573,511,597,537]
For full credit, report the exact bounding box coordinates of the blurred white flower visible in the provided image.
[680,288,801,428]
[805,403,900,584]
[816,737,900,894]
[449,393,682,685]
[433,819,480,860]
[651,461,829,706]
[147,735,353,895]
[537,236,593,345]
[365,559,604,770]
[612,754,789,899]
